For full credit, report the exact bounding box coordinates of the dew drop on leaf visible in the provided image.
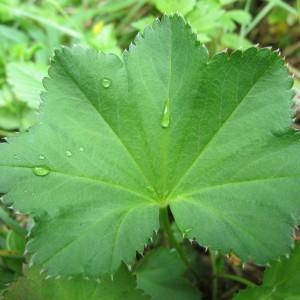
[79,147,84,152]
[66,150,72,157]
[161,98,170,128]
[32,167,50,177]
[101,78,112,89]
[39,155,45,160]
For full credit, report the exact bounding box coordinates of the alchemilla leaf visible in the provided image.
[4,266,149,300]
[0,15,299,277]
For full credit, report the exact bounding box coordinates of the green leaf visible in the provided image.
[0,266,15,293]
[0,15,299,278]
[219,0,239,5]
[221,33,252,49]
[226,10,252,25]
[153,0,196,15]
[234,243,300,300]
[0,2,13,22]
[132,16,156,32]
[187,2,225,35]
[4,266,150,300]
[136,247,201,300]
[0,100,36,132]
[0,25,27,48]
[7,62,47,109]
[6,231,25,253]
[98,0,138,14]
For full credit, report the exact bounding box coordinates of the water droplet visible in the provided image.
[102,78,111,89]
[66,150,72,157]
[79,147,84,152]
[161,98,170,128]
[39,155,45,160]
[32,167,50,177]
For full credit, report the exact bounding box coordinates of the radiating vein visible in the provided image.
[169,56,278,198]
[0,164,155,202]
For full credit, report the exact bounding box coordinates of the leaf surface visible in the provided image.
[0,15,299,277]
[234,243,300,300]
[7,62,47,108]
[136,247,201,300]
[4,266,149,300]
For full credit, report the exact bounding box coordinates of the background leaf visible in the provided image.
[4,266,150,300]
[7,62,47,109]
[0,25,27,48]
[136,247,201,300]
[221,33,252,49]
[153,0,196,15]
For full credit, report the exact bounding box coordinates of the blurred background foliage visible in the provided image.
[0,0,299,295]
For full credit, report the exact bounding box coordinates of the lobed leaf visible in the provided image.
[4,266,149,300]
[0,15,299,277]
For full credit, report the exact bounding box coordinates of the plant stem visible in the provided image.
[243,0,299,38]
[243,1,274,37]
[160,207,191,270]
[240,0,252,39]
[46,0,82,34]
[119,0,147,28]
[276,0,299,15]
[217,273,258,288]
[0,207,27,238]
[210,250,218,300]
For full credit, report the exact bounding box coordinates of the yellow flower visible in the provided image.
[92,21,104,35]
